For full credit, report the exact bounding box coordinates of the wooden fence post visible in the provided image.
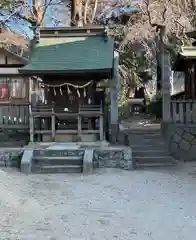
[29,104,34,142]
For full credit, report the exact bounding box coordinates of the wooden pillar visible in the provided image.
[190,64,195,99]
[188,69,192,98]
[192,74,195,99]
[29,106,34,142]
[29,77,34,142]
[51,102,55,142]
[90,82,96,130]
[161,49,171,122]
[77,114,82,141]
[184,70,189,99]
[110,51,120,143]
[99,105,104,140]
[194,64,196,99]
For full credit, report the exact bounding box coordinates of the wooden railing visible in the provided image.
[0,104,29,129]
[170,100,196,124]
[30,104,104,142]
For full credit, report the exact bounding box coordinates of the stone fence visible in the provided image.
[162,123,196,161]
[162,100,196,161]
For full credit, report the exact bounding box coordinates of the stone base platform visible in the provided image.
[21,141,132,174]
[162,123,196,161]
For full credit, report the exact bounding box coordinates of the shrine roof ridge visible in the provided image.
[39,26,109,38]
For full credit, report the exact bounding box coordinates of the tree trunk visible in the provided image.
[71,0,83,26]
[32,0,45,26]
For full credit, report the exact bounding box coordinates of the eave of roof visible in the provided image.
[172,47,196,71]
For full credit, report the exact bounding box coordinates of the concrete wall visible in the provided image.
[162,123,196,161]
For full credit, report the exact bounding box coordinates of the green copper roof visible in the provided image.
[19,35,114,74]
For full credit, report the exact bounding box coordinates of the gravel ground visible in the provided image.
[0,164,196,240]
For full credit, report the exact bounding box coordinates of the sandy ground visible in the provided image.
[0,163,196,240]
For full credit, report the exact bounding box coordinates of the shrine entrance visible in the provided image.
[29,75,106,142]
[19,26,114,142]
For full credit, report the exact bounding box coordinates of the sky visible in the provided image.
[0,0,138,39]
[0,0,70,40]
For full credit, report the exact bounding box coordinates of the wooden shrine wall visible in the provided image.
[184,62,196,99]
[42,77,98,111]
[0,50,30,130]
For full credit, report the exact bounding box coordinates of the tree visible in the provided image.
[0,0,68,48]
[116,0,196,98]
[70,0,128,26]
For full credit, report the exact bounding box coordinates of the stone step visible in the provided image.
[132,150,170,157]
[130,141,166,146]
[0,161,6,167]
[32,165,82,174]
[137,162,178,168]
[131,136,164,141]
[133,133,162,137]
[142,137,163,141]
[33,156,83,166]
[129,134,162,138]
[127,130,161,134]
[133,156,176,164]
[132,147,169,153]
[130,141,164,146]
[33,149,85,158]
[130,134,163,138]
[131,144,167,148]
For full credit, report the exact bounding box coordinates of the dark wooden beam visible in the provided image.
[186,30,196,39]
[39,26,107,37]
[19,68,113,80]
[0,64,25,68]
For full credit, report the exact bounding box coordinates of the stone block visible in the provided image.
[81,134,97,142]
[123,147,132,170]
[93,147,133,170]
[55,134,73,142]
[42,135,52,142]
[175,128,184,136]
[34,149,84,158]
[190,145,196,160]
[183,132,194,142]
[191,137,196,145]
[190,127,196,135]
[110,124,119,143]
[117,131,126,145]
[179,140,191,151]
[173,133,182,143]
[20,150,33,174]
[170,142,178,153]
[83,149,94,174]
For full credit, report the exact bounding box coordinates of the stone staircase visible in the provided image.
[20,142,132,174]
[31,149,84,173]
[128,129,178,168]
